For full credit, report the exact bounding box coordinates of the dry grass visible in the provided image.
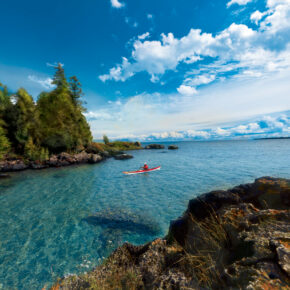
[172,212,230,288]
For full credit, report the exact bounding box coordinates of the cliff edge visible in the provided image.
[53,177,290,289]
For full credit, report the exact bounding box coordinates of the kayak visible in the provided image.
[123,166,161,175]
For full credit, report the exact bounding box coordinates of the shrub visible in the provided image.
[103,135,109,145]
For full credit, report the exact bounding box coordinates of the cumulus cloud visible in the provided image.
[177,85,197,96]
[250,10,266,24]
[227,0,253,8]
[28,75,54,90]
[93,66,290,139]
[138,32,150,40]
[110,0,124,9]
[99,0,290,94]
[124,114,290,141]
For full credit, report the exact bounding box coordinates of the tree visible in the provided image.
[0,125,10,159]
[51,63,68,92]
[37,65,92,152]
[10,88,37,152]
[103,135,109,145]
[69,76,83,107]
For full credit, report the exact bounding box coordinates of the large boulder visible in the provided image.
[89,154,103,163]
[168,145,179,150]
[145,144,165,149]
[114,154,133,160]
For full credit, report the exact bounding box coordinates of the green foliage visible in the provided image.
[11,88,38,152]
[51,63,68,92]
[0,125,10,159]
[69,76,83,107]
[103,134,109,145]
[0,65,93,159]
[24,137,49,161]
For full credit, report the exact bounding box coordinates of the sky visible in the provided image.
[1,0,290,141]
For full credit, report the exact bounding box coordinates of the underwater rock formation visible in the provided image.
[54,177,290,289]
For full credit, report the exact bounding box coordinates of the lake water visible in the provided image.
[0,139,289,289]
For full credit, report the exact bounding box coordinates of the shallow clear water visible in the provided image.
[0,139,289,289]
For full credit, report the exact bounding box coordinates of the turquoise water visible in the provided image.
[0,139,289,289]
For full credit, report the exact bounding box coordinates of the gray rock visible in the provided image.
[145,144,165,149]
[114,154,133,160]
[168,145,178,150]
[89,154,102,163]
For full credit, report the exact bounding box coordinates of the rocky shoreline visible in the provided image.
[54,177,290,289]
[0,151,104,173]
[0,143,178,174]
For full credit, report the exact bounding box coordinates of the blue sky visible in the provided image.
[1,0,289,140]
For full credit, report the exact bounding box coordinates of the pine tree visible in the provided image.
[0,125,10,159]
[52,63,68,92]
[11,88,37,152]
[69,76,83,107]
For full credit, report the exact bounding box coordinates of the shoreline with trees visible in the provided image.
[0,64,142,174]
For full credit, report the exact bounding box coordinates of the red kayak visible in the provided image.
[123,166,161,175]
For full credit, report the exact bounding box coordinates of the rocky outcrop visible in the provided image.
[0,152,103,172]
[0,159,28,172]
[56,177,290,289]
[145,144,165,149]
[114,154,133,160]
[46,152,102,167]
[168,145,179,150]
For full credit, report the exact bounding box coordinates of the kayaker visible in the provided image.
[143,163,149,170]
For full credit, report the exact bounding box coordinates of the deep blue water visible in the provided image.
[0,139,289,289]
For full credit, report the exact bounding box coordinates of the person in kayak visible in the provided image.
[143,163,149,170]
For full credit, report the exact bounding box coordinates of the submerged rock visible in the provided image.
[145,144,165,149]
[55,177,290,290]
[84,208,160,235]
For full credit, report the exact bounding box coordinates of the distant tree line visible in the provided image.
[0,64,92,160]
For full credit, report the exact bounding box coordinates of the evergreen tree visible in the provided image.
[37,66,92,153]
[51,63,68,92]
[11,88,37,152]
[69,76,83,107]
[0,125,10,159]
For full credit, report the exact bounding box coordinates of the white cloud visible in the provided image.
[112,113,290,141]
[147,14,153,19]
[227,0,253,8]
[138,32,150,40]
[93,67,290,139]
[46,62,64,68]
[100,0,290,88]
[28,75,54,90]
[250,10,266,24]
[110,0,124,8]
[84,111,113,121]
[184,74,216,88]
[177,85,197,96]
